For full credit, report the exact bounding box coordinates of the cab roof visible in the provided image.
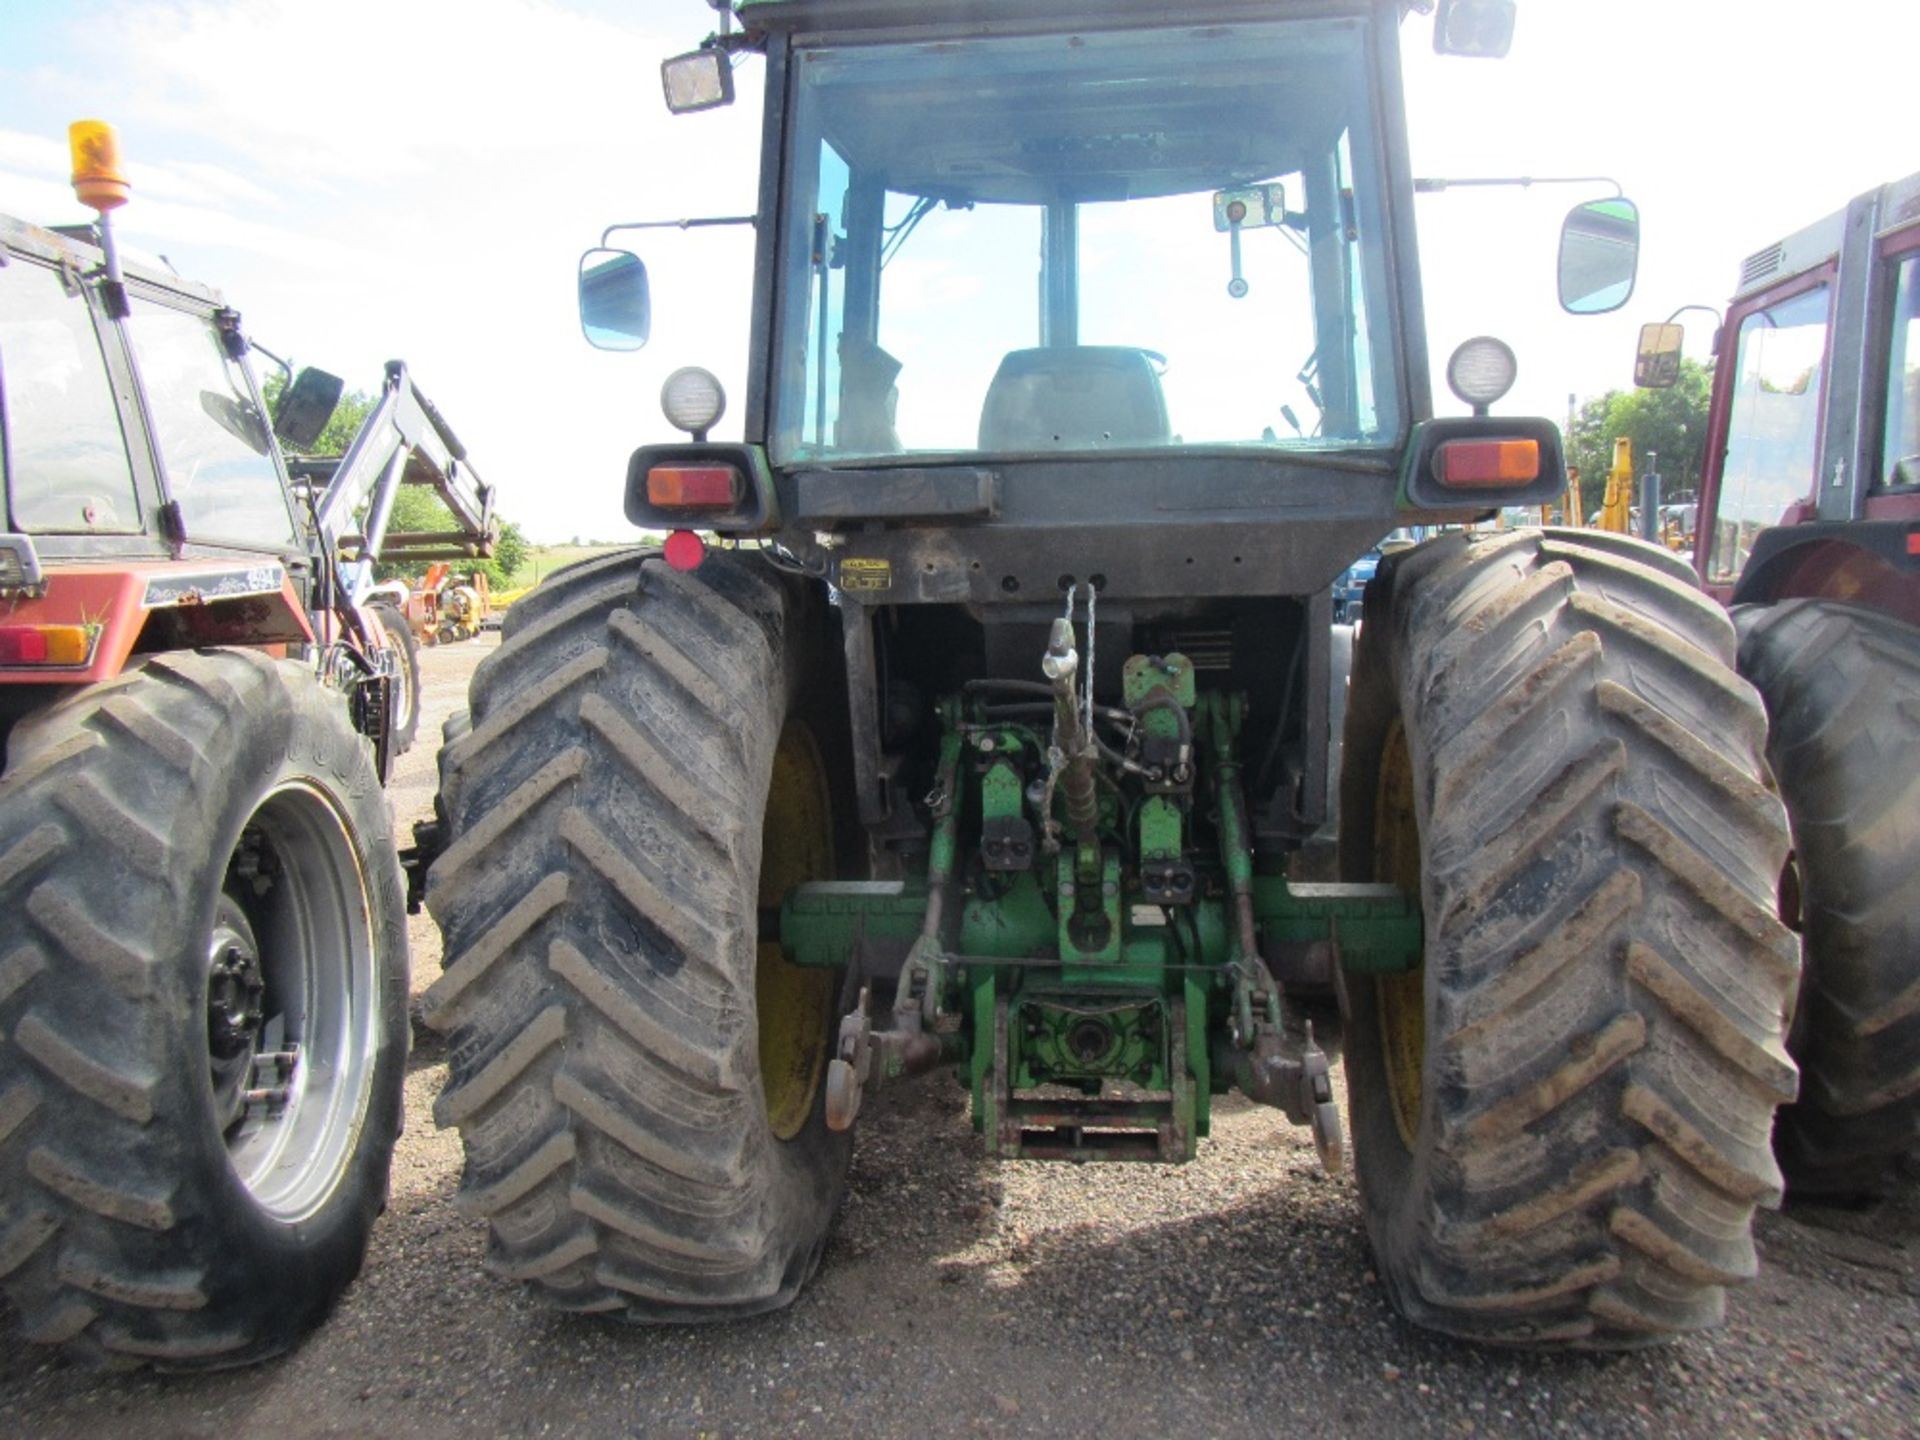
[0,212,225,310]
[737,0,1384,38]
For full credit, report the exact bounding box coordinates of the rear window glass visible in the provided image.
[0,259,143,533]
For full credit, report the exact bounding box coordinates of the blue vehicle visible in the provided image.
[1332,531,1419,621]
[1332,549,1381,622]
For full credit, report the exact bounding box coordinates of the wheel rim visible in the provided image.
[369,606,417,743]
[1373,720,1426,1148]
[212,780,380,1222]
[387,636,416,738]
[207,895,265,1134]
[756,721,837,1142]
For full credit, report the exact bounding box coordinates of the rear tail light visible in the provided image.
[646,463,740,509]
[1438,439,1540,487]
[0,624,94,666]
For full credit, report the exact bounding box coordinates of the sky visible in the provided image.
[1,0,1914,542]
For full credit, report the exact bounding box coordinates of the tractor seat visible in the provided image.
[978,346,1171,450]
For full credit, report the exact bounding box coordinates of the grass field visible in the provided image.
[502,540,652,591]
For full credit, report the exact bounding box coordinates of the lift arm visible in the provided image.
[295,361,498,599]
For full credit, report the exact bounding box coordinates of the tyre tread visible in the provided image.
[0,649,406,1367]
[1342,529,1795,1348]
[428,551,846,1322]
[1736,600,1920,1195]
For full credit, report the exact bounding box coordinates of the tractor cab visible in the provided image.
[585,0,1632,610]
[0,210,318,698]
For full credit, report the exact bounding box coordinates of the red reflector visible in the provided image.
[647,463,740,509]
[663,529,707,572]
[0,626,50,664]
[1439,439,1541,487]
[1908,531,1920,556]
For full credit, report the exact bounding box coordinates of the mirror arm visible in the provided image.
[700,6,761,52]
[1663,303,1723,328]
[249,339,295,389]
[1415,174,1623,197]
[599,215,756,248]
[1661,304,1725,357]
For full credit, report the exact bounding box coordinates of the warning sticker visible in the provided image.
[838,557,893,593]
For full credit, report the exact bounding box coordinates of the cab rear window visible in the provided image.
[0,258,143,534]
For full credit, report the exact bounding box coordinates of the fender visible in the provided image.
[0,561,313,684]
[1730,520,1920,630]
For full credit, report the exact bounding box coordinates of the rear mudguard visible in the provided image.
[0,560,313,684]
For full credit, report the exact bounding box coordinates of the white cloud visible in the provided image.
[146,159,281,213]
[0,131,69,180]
[4,0,769,542]
[5,1,1910,541]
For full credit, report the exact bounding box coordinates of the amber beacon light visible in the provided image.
[65,119,134,317]
[68,120,130,211]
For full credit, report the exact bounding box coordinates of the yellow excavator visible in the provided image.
[1597,434,1634,532]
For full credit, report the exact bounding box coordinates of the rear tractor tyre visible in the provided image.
[425,551,853,1320]
[369,600,422,757]
[499,545,655,643]
[0,649,409,1367]
[1735,599,1920,1197]
[1338,529,1798,1347]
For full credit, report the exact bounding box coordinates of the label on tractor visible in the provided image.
[143,564,284,609]
[838,557,892,593]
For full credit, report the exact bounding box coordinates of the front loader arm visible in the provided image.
[300,361,498,603]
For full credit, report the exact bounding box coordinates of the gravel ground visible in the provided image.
[2,635,1916,1439]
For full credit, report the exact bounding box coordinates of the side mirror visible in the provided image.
[1634,322,1685,389]
[1433,0,1516,58]
[662,48,734,114]
[1558,197,1640,315]
[201,391,270,455]
[579,248,651,352]
[273,366,344,452]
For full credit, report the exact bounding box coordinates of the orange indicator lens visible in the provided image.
[646,464,739,509]
[0,625,92,666]
[1439,439,1540,487]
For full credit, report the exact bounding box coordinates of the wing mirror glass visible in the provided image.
[579,248,651,352]
[662,48,734,114]
[1634,322,1685,389]
[1433,0,1516,58]
[273,366,344,451]
[1558,197,1640,315]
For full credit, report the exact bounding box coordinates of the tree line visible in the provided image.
[1564,357,1713,519]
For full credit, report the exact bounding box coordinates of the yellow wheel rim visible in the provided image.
[756,721,838,1141]
[1374,720,1426,1148]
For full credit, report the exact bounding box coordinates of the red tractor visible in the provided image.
[1640,170,1920,1194]
[0,124,414,1366]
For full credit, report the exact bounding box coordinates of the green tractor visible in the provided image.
[420,0,1797,1347]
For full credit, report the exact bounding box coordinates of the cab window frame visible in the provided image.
[0,251,149,537]
[118,279,302,554]
[1873,223,1920,494]
[1703,266,1836,586]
